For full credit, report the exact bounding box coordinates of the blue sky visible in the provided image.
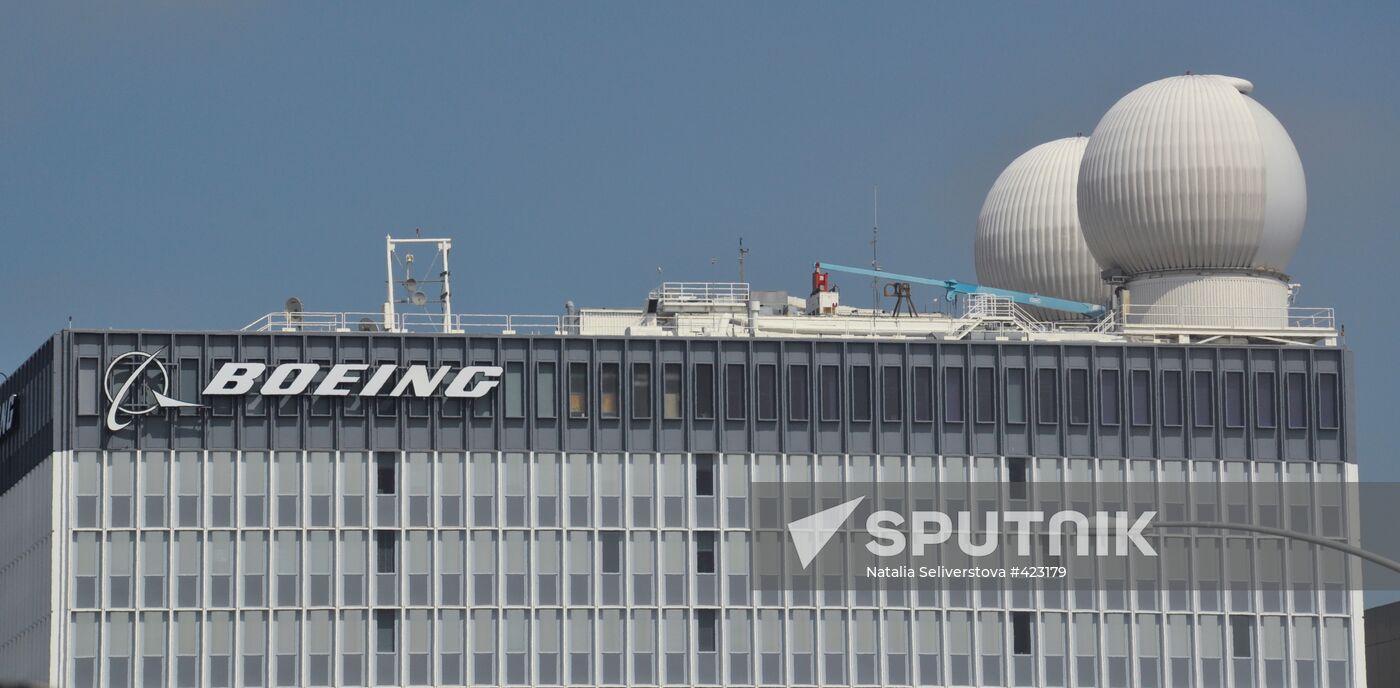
[3,4,1398,472]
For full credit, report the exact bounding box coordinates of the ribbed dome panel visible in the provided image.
[1077,74,1305,276]
[975,136,1111,308]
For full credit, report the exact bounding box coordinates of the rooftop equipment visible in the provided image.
[1077,74,1306,327]
[815,262,1107,318]
[975,136,1110,313]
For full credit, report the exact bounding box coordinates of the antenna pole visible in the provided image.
[871,186,880,310]
[440,239,453,333]
[738,237,749,284]
[384,235,396,331]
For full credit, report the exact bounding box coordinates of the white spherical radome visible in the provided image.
[1077,74,1307,277]
[975,136,1111,307]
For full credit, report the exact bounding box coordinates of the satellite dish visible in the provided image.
[411,291,428,306]
[403,278,418,292]
[358,318,378,332]
[284,297,304,322]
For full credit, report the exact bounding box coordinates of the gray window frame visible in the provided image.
[787,364,810,423]
[631,362,653,421]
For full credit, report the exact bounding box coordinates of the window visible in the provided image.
[1130,370,1152,427]
[1068,369,1089,425]
[568,362,589,419]
[882,366,903,422]
[996,368,1023,425]
[375,610,397,654]
[1008,458,1029,501]
[757,364,778,421]
[277,360,301,419]
[208,358,235,417]
[1286,372,1308,430]
[1254,372,1277,429]
[504,362,526,419]
[974,367,995,424]
[725,364,747,421]
[1318,373,1339,429]
[697,610,718,653]
[601,532,623,574]
[375,532,397,575]
[471,361,494,419]
[406,360,431,419]
[632,363,653,420]
[820,365,841,422]
[913,366,934,422]
[179,358,201,416]
[662,363,683,420]
[1099,369,1121,426]
[1231,617,1253,658]
[375,452,396,495]
[1192,371,1214,428]
[1036,369,1058,425]
[694,455,715,497]
[850,365,872,422]
[1161,370,1183,427]
[787,364,810,422]
[536,362,558,419]
[373,360,397,419]
[943,367,965,423]
[695,532,716,573]
[599,362,621,419]
[694,363,715,420]
[1012,612,1033,656]
[77,356,100,416]
[437,360,461,419]
[1223,371,1245,428]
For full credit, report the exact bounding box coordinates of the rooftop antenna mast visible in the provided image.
[738,237,749,283]
[383,233,455,333]
[871,186,881,310]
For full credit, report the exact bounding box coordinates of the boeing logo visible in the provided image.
[104,353,502,432]
[104,349,201,432]
[0,394,17,437]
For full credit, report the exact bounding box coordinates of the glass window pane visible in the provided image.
[1161,371,1183,427]
[568,362,589,419]
[1099,369,1121,426]
[632,363,653,420]
[1255,372,1276,429]
[1193,371,1214,428]
[820,365,841,422]
[850,366,871,422]
[663,364,683,420]
[1131,369,1152,427]
[757,365,778,421]
[536,362,557,419]
[600,363,621,419]
[974,367,995,424]
[787,364,809,422]
[1037,369,1058,425]
[943,367,964,423]
[725,364,746,421]
[1287,372,1308,430]
[913,366,934,423]
[505,362,525,419]
[882,366,903,422]
[694,364,715,420]
[1005,368,1027,425]
[1068,369,1089,425]
[1318,373,1339,429]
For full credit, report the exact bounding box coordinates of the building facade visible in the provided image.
[0,321,1363,687]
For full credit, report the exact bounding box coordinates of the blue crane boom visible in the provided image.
[815,262,1107,318]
